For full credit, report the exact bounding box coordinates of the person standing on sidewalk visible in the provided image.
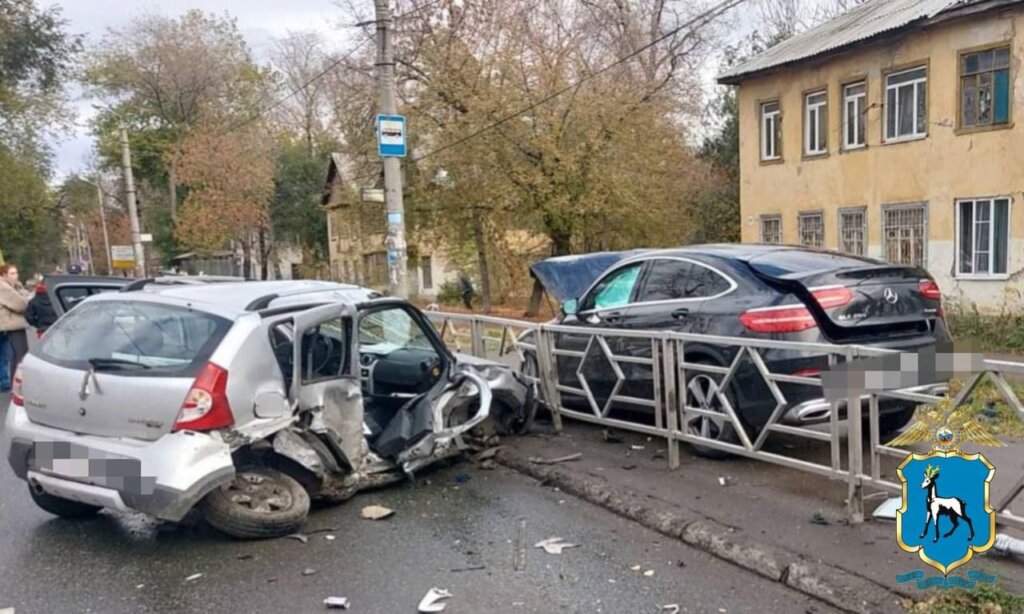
[0,264,31,383]
[459,274,475,310]
[25,280,57,337]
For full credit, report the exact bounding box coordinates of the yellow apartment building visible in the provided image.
[719,0,1024,312]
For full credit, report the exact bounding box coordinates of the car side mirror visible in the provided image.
[561,298,579,317]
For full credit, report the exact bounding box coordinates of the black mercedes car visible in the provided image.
[525,244,950,457]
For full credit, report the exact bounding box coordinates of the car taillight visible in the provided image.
[740,305,817,333]
[172,362,234,432]
[811,286,853,309]
[919,279,941,300]
[11,368,23,407]
[792,368,821,377]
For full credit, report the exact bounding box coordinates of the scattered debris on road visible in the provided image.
[455,473,472,484]
[513,518,527,571]
[286,533,310,544]
[361,505,395,520]
[418,588,453,613]
[528,453,582,465]
[325,535,336,541]
[630,445,645,451]
[450,564,487,572]
[643,569,655,577]
[661,605,680,614]
[718,476,732,487]
[324,596,350,609]
[534,537,578,554]
[809,512,830,526]
[473,446,504,461]
[184,573,203,582]
[622,464,637,471]
[602,429,624,444]
[237,554,255,560]
[479,459,496,470]
[872,496,901,521]
[630,565,641,572]
[302,568,318,576]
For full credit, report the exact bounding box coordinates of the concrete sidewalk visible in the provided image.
[495,420,1024,613]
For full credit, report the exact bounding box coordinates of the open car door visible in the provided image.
[288,303,366,471]
[355,302,493,474]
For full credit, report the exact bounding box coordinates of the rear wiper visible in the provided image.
[87,358,151,371]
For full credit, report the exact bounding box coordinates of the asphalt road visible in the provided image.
[0,396,836,614]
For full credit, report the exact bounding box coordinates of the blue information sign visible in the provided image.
[377,114,407,158]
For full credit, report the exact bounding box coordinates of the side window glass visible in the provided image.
[587,265,642,311]
[684,265,732,298]
[638,260,694,302]
[56,287,88,311]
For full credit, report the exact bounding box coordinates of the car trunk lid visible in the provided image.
[19,355,193,440]
[745,250,940,341]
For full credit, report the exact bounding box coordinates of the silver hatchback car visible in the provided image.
[3,280,534,538]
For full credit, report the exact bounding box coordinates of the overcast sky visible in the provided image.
[47,0,357,178]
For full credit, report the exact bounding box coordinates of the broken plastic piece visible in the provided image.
[661,606,680,614]
[286,533,310,543]
[872,496,901,521]
[184,573,203,582]
[534,537,578,554]
[418,587,452,613]
[302,568,318,576]
[630,445,645,451]
[644,569,655,577]
[324,596,350,609]
[361,505,395,520]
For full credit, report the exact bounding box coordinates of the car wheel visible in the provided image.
[876,404,918,437]
[200,467,310,539]
[29,486,102,519]
[684,368,741,460]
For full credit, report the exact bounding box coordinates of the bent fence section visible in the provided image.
[425,311,1024,529]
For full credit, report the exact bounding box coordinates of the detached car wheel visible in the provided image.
[29,486,102,519]
[684,367,741,460]
[200,467,310,539]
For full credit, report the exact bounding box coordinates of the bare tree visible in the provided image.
[270,31,336,155]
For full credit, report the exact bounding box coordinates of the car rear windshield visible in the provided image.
[36,300,231,377]
[747,249,879,278]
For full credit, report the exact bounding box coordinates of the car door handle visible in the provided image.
[603,312,623,325]
[671,308,690,319]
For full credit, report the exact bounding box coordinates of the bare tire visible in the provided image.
[684,368,741,460]
[29,486,102,519]
[200,467,310,539]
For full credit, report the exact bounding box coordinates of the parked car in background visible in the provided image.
[525,244,950,457]
[4,280,535,538]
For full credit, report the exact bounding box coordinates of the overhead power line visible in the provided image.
[347,0,748,184]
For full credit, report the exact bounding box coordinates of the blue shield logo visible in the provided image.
[897,452,996,575]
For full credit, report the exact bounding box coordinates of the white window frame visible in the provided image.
[804,91,828,156]
[760,101,781,161]
[884,66,928,143]
[760,215,782,244]
[882,203,928,267]
[955,197,1012,279]
[838,207,867,255]
[843,82,866,150]
[798,211,824,247]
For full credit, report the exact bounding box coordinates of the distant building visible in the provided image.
[321,153,455,298]
[719,0,1024,312]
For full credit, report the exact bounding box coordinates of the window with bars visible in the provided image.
[956,197,1010,277]
[760,101,781,160]
[843,82,866,149]
[883,205,927,267]
[804,91,828,156]
[839,208,866,255]
[960,46,1011,129]
[798,212,824,247]
[885,66,927,141]
[760,215,782,244]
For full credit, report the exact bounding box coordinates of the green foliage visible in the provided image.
[435,281,464,306]
[0,0,80,153]
[0,146,63,273]
[907,583,1024,613]
[271,137,336,261]
[946,297,1024,354]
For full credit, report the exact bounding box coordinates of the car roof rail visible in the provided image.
[119,277,208,292]
[244,285,374,312]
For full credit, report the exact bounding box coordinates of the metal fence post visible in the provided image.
[846,348,865,524]
[535,327,563,433]
[470,318,486,358]
[868,393,881,481]
[661,338,680,470]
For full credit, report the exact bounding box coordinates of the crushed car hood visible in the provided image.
[529,250,649,302]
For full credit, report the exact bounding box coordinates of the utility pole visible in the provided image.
[373,0,409,298]
[85,176,112,275]
[119,125,146,278]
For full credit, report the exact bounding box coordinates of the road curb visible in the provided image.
[496,448,905,614]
